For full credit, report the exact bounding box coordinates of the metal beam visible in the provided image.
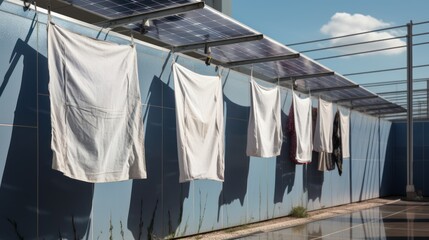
[360,103,403,112]
[278,71,335,82]
[365,105,405,112]
[221,53,300,68]
[173,34,263,52]
[96,2,205,28]
[377,88,427,96]
[335,95,378,103]
[352,102,392,109]
[373,110,408,116]
[392,101,426,106]
[382,112,427,118]
[305,84,359,94]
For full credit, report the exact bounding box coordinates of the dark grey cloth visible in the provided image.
[332,111,343,175]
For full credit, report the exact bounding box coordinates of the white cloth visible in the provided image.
[48,23,146,183]
[172,63,224,182]
[339,106,350,158]
[313,98,333,153]
[292,92,312,163]
[246,79,283,157]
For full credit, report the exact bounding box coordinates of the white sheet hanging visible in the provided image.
[313,98,333,153]
[246,79,283,157]
[292,92,312,163]
[339,106,350,158]
[172,63,224,182]
[48,23,146,183]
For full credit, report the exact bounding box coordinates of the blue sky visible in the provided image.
[232,1,429,98]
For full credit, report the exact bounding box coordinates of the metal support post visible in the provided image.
[427,80,429,118]
[406,21,415,198]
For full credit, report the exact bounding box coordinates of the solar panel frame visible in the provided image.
[56,0,406,117]
[64,0,195,18]
[294,75,355,91]
[140,5,258,46]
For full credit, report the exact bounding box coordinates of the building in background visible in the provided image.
[205,0,232,16]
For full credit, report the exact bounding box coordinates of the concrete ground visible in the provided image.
[179,197,429,239]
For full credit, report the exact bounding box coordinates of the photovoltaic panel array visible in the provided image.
[294,75,355,91]
[293,73,404,114]
[250,56,328,79]
[56,0,406,116]
[63,0,194,18]
[144,7,256,45]
[199,38,296,63]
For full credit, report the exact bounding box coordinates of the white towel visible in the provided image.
[48,23,146,183]
[313,98,334,153]
[339,106,350,158]
[246,79,283,158]
[172,63,224,182]
[293,92,312,163]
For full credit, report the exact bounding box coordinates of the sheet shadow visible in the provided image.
[0,24,93,240]
[305,151,324,202]
[274,110,296,203]
[380,127,394,197]
[217,95,250,219]
[127,75,190,240]
[305,107,324,203]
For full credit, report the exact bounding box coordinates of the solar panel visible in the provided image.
[351,98,392,107]
[248,58,328,79]
[64,0,194,18]
[366,106,407,115]
[55,0,406,116]
[141,6,256,46]
[293,75,352,91]
[323,87,374,102]
[200,38,296,63]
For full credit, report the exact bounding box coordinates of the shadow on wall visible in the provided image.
[380,125,395,196]
[128,73,190,239]
[217,94,251,218]
[359,120,378,201]
[0,19,94,240]
[274,110,296,203]
[305,151,324,202]
[305,108,324,203]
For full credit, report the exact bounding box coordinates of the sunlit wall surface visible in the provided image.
[0,1,392,239]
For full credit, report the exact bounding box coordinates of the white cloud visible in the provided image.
[320,12,405,56]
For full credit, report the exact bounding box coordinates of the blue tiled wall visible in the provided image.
[388,120,429,197]
[0,1,393,239]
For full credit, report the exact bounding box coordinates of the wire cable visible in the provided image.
[413,20,429,26]
[286,24,407,46]
[343,64,429,77]
[314,45,406,61]
[413,41,429,47]
[312,41,429,61]
[300,35,407,53]
[362,77,429,87]
[286,19,429,47]
[413,31,429,37]
[377,88,428,96]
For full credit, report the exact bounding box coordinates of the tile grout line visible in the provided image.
[35,5,40,239]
